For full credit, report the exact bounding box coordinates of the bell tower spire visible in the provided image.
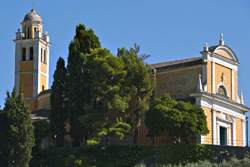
[13,9,51,111]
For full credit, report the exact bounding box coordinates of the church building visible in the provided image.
[13,9,249,147]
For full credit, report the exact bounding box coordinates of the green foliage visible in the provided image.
[156,144,214,165]
[30,147,74,167]
[67,24,101,142]
[76,48,131,144]
[33,120,50,149]
[0,87,34,166]
[137,156,250,167]
[145,93,209,142]
[86,140,100,146]
[50,57,68,147]
[98,117,131,141]
[30,145,154,167]
[117,46,156,144]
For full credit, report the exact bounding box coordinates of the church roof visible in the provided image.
[37,89,52,97]
[150,57,202,71]
[23,9,42,22]
[30,109,50,120]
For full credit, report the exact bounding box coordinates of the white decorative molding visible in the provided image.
[213,110,217,145]
[216,82,230,97]
[212,62,215,94]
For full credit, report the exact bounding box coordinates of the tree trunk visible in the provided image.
[186,137,189,144]
[84,133,88,145]
[152,136,154,145]
[106,136,110,146]
[133,121,139,144]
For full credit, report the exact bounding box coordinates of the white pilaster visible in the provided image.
[213,110,217,145]
[46,47,49,89]
[217,123,220,145]
[38,43,41,94]
[227,125,231,146]
[233,117,236,146]
[212,61,215,94]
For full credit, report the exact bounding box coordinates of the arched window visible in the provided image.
[27,27,30,39]
[30,47,33,60]
[44,50,46,64]
[22,47,26,61]
[41,48,43,62]
[218,86,226,96]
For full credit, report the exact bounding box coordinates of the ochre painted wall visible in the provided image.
[37,95,51,110]
[215,50,231,59]
[41,63,47,74]
[20,61,33,72]
[234,71,238,100]
[25,99,36,112]
[215,63,232,99]
[204,107,213,144]
[40,74,47,92]
[207,60,212,93]
[20,73,33,98]
[155,67,202,99]
[236,118,243,146]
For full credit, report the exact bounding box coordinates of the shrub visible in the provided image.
[156,144,214,165]
[30,145,154,167]
[137,157,250,167]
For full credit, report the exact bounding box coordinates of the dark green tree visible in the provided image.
[50,57,68,147]
[33,119,51,149]
[117,47,156,144]
[78,48,131,145]
[0,87,34,167]
[67,24,101,144]
[145,93,209,144]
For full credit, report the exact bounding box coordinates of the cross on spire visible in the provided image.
[32,2,35,9]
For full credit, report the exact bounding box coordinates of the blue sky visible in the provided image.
[1,1,250,143]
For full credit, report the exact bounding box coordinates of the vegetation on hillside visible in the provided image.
[0,87,34,167]
[30,145,153,167]
[50,57,68,147]
[145,93,209,144]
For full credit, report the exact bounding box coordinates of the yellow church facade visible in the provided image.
[13,9,249,147]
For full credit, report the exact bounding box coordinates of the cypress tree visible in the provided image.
[67,24,101,144]
[50,57,68,147]
[0,87,34,167]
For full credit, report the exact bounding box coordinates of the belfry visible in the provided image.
[13,9,51,111]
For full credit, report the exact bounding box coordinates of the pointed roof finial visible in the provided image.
[196,74,203,92]
[32,2,35,9]
[219,33,224,45]
[240,89,244,105]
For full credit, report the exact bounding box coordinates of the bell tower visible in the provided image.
[13,9,51,111]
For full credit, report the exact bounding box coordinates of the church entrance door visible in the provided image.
[220,127,227,145]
